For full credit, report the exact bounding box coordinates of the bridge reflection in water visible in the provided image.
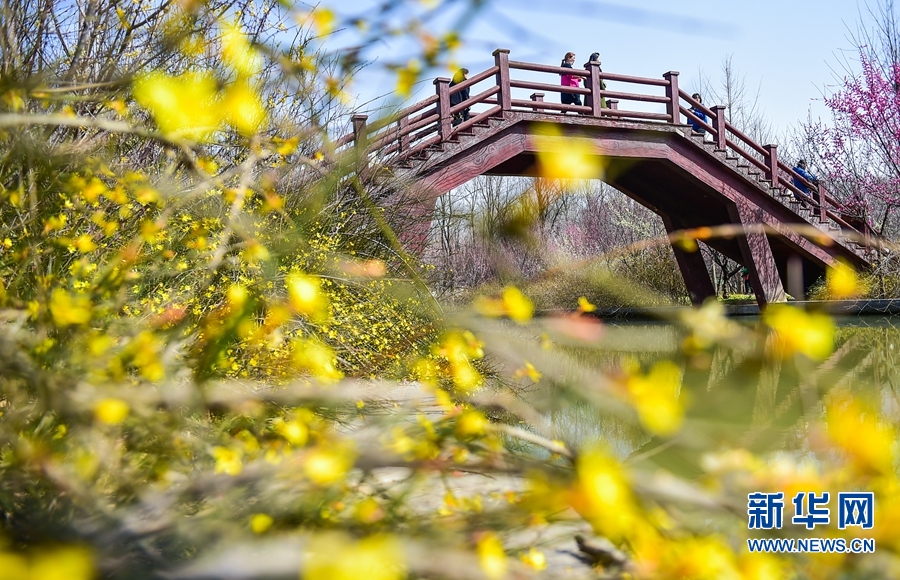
[501,318,900,476]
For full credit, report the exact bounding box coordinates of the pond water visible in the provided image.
[511,316,900,474]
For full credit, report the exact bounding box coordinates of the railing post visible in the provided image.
[493,48,511,113]
[763,144,779,189]
[711,105,727,151]
[607,99,619,110]
[398,116,409,152]
[663,71,679,123]
[530,92,544,112]
[351,114,368,176]
[587,60,602,116]
[352,114,368,150]
[434,77,452,141]
[817,183,828,223]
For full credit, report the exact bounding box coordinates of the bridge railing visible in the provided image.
[337,48,682,164]
[336,48,865,239]
[676,90,861,234]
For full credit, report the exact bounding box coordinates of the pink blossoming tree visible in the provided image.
[802,1,900,237]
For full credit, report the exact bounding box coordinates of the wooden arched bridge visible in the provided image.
[336,49,873,307]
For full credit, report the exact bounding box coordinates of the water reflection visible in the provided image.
[517,317,900,473]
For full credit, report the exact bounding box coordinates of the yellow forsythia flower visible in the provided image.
[0,551,28,579]
[533,123,604,179]
[273,417,308,446]
[250,513,274,534]
[222,81,267,136]
[220,21,261,76]
[520,547,547,571]
[763,305,834,361]
[394,59,420,98]
[501,286,533,323]
[212,446,243,476]
[354,498,384,524]
[476,533,507,580]
[49,288,92,326]
[29,546,95,580]
[826,259,863,299]
[513,361,542,382]
[306,7,336,36]
[662,536,740,579]
[286,272,329,322]
[304,444,355,486]
[573,447,636,541]
[74,234,97,253]
[292,338,343,382]
[451,359,483,393]
[94,398,130,424]
[129,331,165,381]
[626,360,684,436]
[133,71,220,140]
[827,395,895,474]
[303,533,404,580]
[455,410,489,440]
[738,552,787,580]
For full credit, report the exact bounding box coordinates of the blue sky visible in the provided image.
[328,0,871,136]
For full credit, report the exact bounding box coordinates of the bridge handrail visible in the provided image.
[508,60,590,77]
[450,85,500,116]
[679,105,714,135]
[448,66,500,96]
[334,48,865,240]
[509,98,590,115]
[677,89,863,235]
[510,79,592,96]
[603,90,669,104]
[595,71,671,87]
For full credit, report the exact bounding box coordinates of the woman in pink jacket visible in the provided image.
[560,52,582,108]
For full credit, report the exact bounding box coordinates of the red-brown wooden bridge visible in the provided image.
[336,49,874,307]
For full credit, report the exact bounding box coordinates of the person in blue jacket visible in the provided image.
[792,159,819,204]
[688,93,707,134]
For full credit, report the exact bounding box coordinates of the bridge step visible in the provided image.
[679,129,857,249]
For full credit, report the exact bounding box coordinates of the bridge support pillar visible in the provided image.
[729,203,787,306]
[392,187,439,257]
[662,215,716,306]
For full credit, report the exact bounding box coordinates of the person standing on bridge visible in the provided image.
[449,68,470,127]
[688,93,708,135]
[792,159,819,205]
[560,52,582,110]
[584,52,608,109]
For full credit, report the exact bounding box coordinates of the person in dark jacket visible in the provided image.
[560,52,582,109]
[792,159,819,204]
[688,93,707,134]
[583,52,608,109]
[449,68,470,126]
